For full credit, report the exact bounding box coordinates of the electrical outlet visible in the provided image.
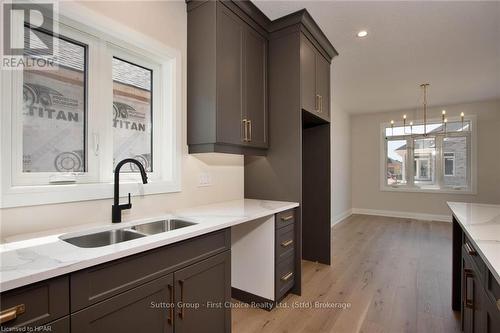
[198,172,212,187]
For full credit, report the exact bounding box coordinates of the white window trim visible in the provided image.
[0,2,182,208]
[379,115,477,195]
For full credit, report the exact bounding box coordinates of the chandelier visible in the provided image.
[389,83,467,136]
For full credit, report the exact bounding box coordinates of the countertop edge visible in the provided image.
[447,201,500,286]
[1,200,299,292]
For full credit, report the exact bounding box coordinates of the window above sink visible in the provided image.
[0,3,182,208]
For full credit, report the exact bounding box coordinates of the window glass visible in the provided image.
[413,138,436,187]
[385,120,471,137]
[386,139,407,185]
[22,27,86,172]
[112,57,152,172]
[444,152,455,176]
[443,137,468,188]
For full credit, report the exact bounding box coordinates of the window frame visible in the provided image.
[379,115,477,194]
[0,2,182,208]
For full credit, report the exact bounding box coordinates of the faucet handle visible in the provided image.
[119,193,132,209]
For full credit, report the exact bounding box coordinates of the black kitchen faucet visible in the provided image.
[112,158,148,223]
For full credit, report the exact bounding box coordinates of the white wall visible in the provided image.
[351,99,500,220]
[0,1,244,241]
[331,101,352,225]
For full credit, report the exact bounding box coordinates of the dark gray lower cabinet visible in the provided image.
[462,254,484,333]
[453,216,500,333]
[1,229,231,333]
[174,251,231,333]
[0,276,69,330]
[71,274,174,333]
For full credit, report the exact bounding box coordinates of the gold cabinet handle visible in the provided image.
[178,280,185,319]
[0,304,25,324]
[496,299,500,312]
[281,272,293,281]
[248,119,252,142]
[281,239,293,247]
[315,94,320,112]
[465,242,477,256]
[242,119,248,142]
[281,215,293,222]
[320,95,323,113]
[464,269,474,309]
[167,284,174,325]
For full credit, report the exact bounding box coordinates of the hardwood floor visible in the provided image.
[232,214,461,333]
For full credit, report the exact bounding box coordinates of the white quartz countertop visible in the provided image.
[0,199,299,292]
[448,202,500,284]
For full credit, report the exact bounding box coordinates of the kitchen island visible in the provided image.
[448,202,500,332]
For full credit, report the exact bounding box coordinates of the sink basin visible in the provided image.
[130,219,196,235]
[62,229,146,248]
[61,219,197,248]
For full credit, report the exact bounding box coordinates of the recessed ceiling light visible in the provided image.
[357,30,368,38]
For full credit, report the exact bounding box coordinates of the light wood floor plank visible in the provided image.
[232,215,461,333]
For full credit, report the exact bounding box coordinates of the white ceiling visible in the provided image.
[254,0,500,114]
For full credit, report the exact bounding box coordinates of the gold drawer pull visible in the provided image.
[281,272,293,281]
[281,239,293,247]
[0,304,25,324]
[281,215,293,222]
[496,299,500,312]
[465,242,477,256]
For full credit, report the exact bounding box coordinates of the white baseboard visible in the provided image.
[351,208,451,222]
[331,209,353,227]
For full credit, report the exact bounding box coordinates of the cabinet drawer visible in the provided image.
[276,209,295,229]
[71,229,230,311]
[45,316,70,333]
[71,274,174,333]
[275,255,295,301]
[276,223,294,262]
[463,235,486,278]
[0,276,69,329]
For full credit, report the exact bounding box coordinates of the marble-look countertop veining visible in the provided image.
[0,199,299,292]
[448,201,500,284]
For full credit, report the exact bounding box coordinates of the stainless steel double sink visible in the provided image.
[61,219,196,248]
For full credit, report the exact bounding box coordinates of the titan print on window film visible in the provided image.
[112,58,152,173]
[22,53,86,173]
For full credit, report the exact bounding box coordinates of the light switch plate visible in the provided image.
[198,172,212,187]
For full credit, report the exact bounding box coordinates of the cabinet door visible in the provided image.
[174,251,231,333]
[300,35,317,115]
[216,4,244,145]
[462,256,485,333]
[244,25,267,148]
[485,298,500,332]
[316,54,330,120]
[71,274,174,333]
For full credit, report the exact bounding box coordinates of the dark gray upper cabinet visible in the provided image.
[216,4,244,147]
[243,25,268,148]
[300,34,331,121]
[187,0,268,155]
